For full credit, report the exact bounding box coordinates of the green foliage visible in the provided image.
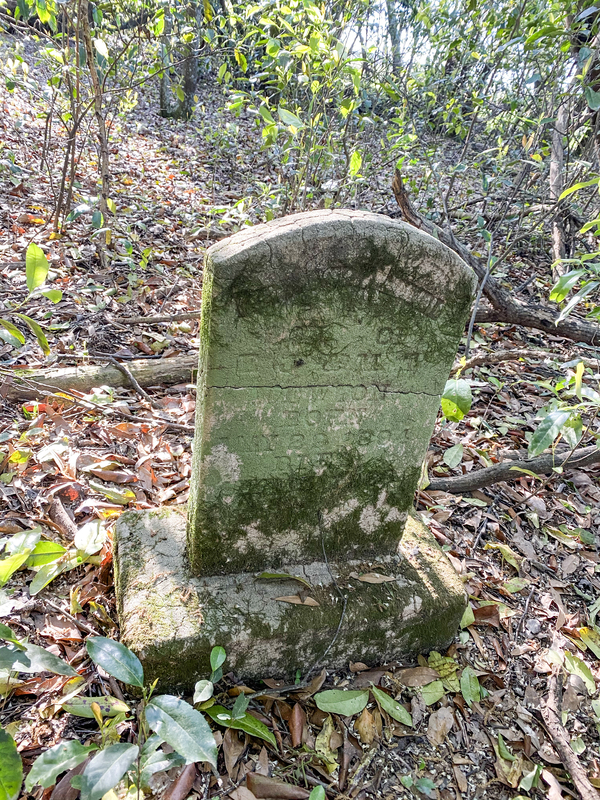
[0,729,22,800]
[441,379,472,422]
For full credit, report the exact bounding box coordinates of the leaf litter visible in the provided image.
[1,36,600,800]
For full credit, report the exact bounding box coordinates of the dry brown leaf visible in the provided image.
[427,707,454,746]
[290,703,306,749]
[354,707,377,745]
[290,668,326,699]
[453,765,468,793]
[355,572,396,584]
[224,728,245,781]
[349,662,369,672]
[163,764,196,800]
[397,666,441,687]
[541,770,564,800]
[274,595,320,607]
[231,789,258,800]
[473,604,501,627]
[246,773,309,799]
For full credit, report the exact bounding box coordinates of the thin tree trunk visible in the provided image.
[386,0,402,76]
[549,101,569,278]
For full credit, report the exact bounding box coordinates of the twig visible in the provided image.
[42,599,99,636]
[428,443,600,493]
[49,497,78,540]
[107,311,201,325]
[90,353,159,407]
[541,673,599,800]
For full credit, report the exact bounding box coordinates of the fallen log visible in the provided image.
[392,170,600,346]
[0,354,198,402]
[428,444,600,493]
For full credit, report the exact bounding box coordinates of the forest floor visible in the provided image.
[1,35,600,800]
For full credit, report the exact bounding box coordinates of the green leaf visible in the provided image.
[93,38,109,59]
[549,270,585,303]
[420,680,445,706]
[278,107,303,128]
[484,542,521,570]
[503,577,530,594]
[497,732,516,762]
[74,521,106,557]
[20,643,78,676]
[528,409,571,458]
[585,86,600,111]
[314,689,369,716]
[175,86,185,102]
[0,320,25,345]
[371,686,412,726]
[62,695,129,719]
[205,705,276,747]
[146,695,218,767]
[40,289,62,304]
[460,666,481,708]
[258,105,275,124]
[460,604,475,628]
[29,555,78,596]
[564,652,595,695]
[25,541,67,568]
[0,728,22,800]
[558,178,599,201]
[14,315,50,356]
[443,442,463,468]
[256,572,312,590]
[0,550,32,586]
[80,744,138,800]
[349,150,362,177]
[86,637,144,688]
[193,679,214,704]
[140,750,185,789]
[25,740,97,790]
[25,243,49,293]
[210,646,226,672]
[309,787,326,800]
[441,379,472,422]
[0,623,19,645]
[0,645,31,671]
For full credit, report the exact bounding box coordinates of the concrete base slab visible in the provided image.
[114,508,466,690]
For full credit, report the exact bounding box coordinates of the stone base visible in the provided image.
[114,508,466,690]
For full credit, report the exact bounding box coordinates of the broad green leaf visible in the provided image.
[558,178,599,201]
[309,787,326,800]
[0,645,31,671]
[0,728,22,800]
[460,666,481,708]
[14,315,50,356]
[420,680,445,705]
[441,379,472,422]
[146,695,218,767]
[503,577,530,594]
[21,643,78,676]
[5,529,40,556]
[86,637,144,688]
[25,243,49,293]
[205,705,276,746]
[497,733,516,762]
[579,627,600,659]
[314,689,369,716]
[0,623,19,644]
[257,572,312,590]
[29,554,78,596]
[349,150,362,177]
[528,410,571,458]
[0,320,25,345]
[80,744,138,800]
[258,105,275,124]
[88,481,135,505]
[460,604,475,628]
[25,740,97,790]
[140,750,185,789]
[25,541,67,568]
[484,542,521,570]
[278,107,303,128]
[193,679,214,704]
[371,686,412,726]
[40,289,62,304]
[0,550,32,586]
[74,522,106,557]
[210,646,226,672]
[571,736,586,754]
[443,443,463,468]
[93,39,109,59]
[427,652,460,692]
[564,652,595,695]
[62,695,129,719]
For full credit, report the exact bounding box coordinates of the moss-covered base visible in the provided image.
[114,507,466,691]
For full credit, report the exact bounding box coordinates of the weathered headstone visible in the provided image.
[115,210,476,687]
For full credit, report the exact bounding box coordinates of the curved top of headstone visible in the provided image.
[201,209,475,395]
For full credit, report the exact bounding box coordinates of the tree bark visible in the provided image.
[392,170,600,346]
[428,444,600,493]
[1,355,198,402]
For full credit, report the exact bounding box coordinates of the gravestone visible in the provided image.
[115,210,476,688]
